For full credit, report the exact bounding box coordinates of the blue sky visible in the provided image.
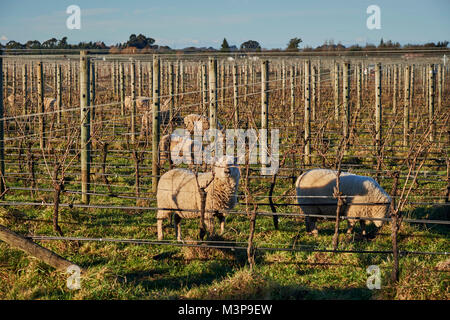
[0,0,449,49]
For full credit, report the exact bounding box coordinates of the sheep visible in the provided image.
[156,155,240,241]
[159,132,203,165]
[124,96,184,139]
[124,95,152,110]
[183,113,223,135]
[44,97,56,111]
[295,168,391,236]
[6,95,15,106]
[124,96,170,124]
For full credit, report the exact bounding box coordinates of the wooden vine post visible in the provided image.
[168,62,174,128]
[428,64,436,142]
[403,65,411,147]
[120,63,125,116]
[130,60,137,144]
[22,64,28,116]
[233,63,239,127]
[56,64,62,124]
[37,61,45,150]
[356,62,362,116]
[152,55,161,193]
[304,60,311,166]
[202,64,208,116]
[392,64,398,115]
[80,50,91,204]
[342,62,350,140]
[334,61,340,121]
[437,64,442,111]
[89,60,95,120]
[260,59,270,173]
[290,65,295,126]
[375,63,382,153]
[208,57,218,130]
[311,64,317,121]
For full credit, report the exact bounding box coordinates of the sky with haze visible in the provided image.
[0,0,449,49]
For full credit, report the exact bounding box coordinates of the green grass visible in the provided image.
[1,89,448,300]
[0,196,448,300]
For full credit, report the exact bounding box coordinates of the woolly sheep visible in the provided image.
[44,97,56,111]
[156,155,240,240]
[159,132,203,165]
[6,95,15,106]
[124,96,152,110]
[183,113,223,135]
[124,95,171,124]
[295,168,391,236]
[124,96,173,139]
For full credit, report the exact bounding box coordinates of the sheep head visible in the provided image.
[213,156,240,181]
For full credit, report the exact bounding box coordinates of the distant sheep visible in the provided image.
[156,155,240,240]
[295,169,391,236]
[124,96,151,110]
[124,96,170,137]
[44,97,56,111]
[6,95,15,106]
[183,113,223,135]
[159,133,203,165]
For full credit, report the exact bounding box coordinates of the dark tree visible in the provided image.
[126,34,155,49]
[286,37,302,51]
[221,38,230,51]
[6,41,25,49]
[24,40,41,49]
[58,37,69,48]
[42,38,58,48]
[240,40,261,51]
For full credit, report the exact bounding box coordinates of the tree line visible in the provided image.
[1,34,448,53]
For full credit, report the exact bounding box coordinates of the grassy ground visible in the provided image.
[0,69,448,300]
[0,195,448,300]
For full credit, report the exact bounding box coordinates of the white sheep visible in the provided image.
[159,132,203,165]
[6,94,15,106]
[124,96,174,139]
[156,155,240,240]
[183,113,223,135]
[295,169,391,236]
[44,97,56,111]
[124,96,152,110]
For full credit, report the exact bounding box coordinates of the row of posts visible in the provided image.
[0,52,444,201]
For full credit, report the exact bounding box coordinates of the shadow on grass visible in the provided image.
[407,205,449,236]
[123,262,234,292]
[266,283,374,300]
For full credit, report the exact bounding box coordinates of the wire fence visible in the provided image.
[0,52,449,276]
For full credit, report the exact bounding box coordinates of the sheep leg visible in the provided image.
[217,215,225,235]
[346,219,356,234]
[174,214,182,241]
[306,216,318,236]
[157,217,164,241]
[360,220,367,237]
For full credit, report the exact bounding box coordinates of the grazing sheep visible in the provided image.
[159,132,203,165]
[124,96,152,110]
[295,169,391,236]
[6,95,15,106]
[124,96,183,139]
[184,113,223,135]
[156,155,240,240]
[44,97,56,111]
